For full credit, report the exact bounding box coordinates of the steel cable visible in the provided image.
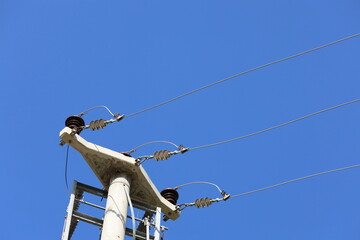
[65,144,70,194]
[129,141,179,154]
[179,163,360,209]
[189,98,360,151]
[124,187,136,240]
[79,105,115,117]
[174,181,223,193]
[230,163,360,198]
[129,99,359,163]
[125,33,360,118]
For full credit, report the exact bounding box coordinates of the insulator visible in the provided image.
[153,150,172,161]
[160,188,179,205]
[65,115,85,134]
[89,119,108,130]
[194,197,213,208]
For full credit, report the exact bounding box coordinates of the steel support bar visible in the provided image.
[125,228,154,240]
[77,182,107,198]
[78,199,106,210]
[101,173,130,240]
[61,182,77,240]
[73,211,103,227]
[145,218,150,240]
[154,207,162,240]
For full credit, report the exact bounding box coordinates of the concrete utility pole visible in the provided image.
[60,120,180,240]
[101,173,130,240]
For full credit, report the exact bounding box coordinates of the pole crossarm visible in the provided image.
[60,127,180,221]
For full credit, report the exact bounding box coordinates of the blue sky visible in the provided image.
[1,1,360,239]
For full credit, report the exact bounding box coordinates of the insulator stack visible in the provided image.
[194,197,213,208]
[89,119,108,130]
[153,150,172,161]
[160,188,179,205]
[65,115,85,134]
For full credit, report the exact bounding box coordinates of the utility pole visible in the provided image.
[101,173,130,240]
[60,116,180,240]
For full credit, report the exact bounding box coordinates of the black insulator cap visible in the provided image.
[65,115,85,134]
[160,188,179,205]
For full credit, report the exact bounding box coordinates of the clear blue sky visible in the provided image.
[1,1,359,239]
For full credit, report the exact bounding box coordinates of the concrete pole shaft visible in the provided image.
[101,173,130,240]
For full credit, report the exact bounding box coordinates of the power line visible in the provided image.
[79,105,116,117]
[180,163,360,209]
[128,141,180,154]
[189,98,360,151]
[174,181,223,193]
[125,33,360,118]
[75,33,360,133]
[65,144,70,194]
[134,98,360,162]
[124,187,136,240]
[230,163,360,199]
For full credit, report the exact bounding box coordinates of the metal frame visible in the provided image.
[61,181,166,240]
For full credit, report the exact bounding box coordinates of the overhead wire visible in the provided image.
[128,141,179,154]
[79,105,115,117]
[174,181,223,193]
[79,105,116,117]
[179,163,360,210]
[124,187,136,240]
[125,33,360,118]
[65,144,70,194]
[132,98,360,162]
[229,163,360,199]
[189,98,360,151]
[74,34,360,133]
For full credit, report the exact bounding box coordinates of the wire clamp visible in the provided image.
[113,113,125,121]
[178,145,189,154]
[135,156,153,165]
[221,191,231,200]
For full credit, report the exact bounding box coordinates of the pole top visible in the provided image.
[59,127,180,220]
